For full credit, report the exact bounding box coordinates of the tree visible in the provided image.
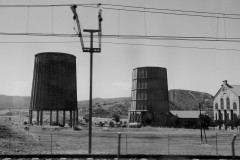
[215,119,224,130]
[199,113,212,143]
[112,114,120,123]
[83,114,89,124]
[199,114,212,129]
[141,112,155,126]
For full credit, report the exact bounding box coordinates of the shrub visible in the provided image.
[112,114,120,123]
[109,121,114,128]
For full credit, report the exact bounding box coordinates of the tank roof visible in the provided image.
[133,66,166,70]
[35,52,76,58]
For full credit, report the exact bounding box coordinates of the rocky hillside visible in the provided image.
[0,89,213,117]
[169,89,213,110]
[0,94,30,109]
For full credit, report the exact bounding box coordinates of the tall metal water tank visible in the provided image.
[29,52,78,127]
[129,67,169,126]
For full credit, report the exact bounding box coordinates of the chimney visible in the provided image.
[223,80,228,85]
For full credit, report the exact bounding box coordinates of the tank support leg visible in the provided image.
[50,110,52,126]
[40,110,43,126]
[63,111,65,126]
[56,110,59,125]
[29,110,32,125]
[73,110,75,128]
[69,110,72,127]
[37,110,40,125]
[76,109,78,125]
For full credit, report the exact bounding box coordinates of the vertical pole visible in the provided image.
[63,110,65,126]
[118,132,121,159]
[50,110,52,126]
[30,110,32,125]
[168,134,170,155]
[40,110,43,126]
[88,32,94,154]
[70,110,72,127]
[76,109,78,125]
[51,133,52,154]
[37,110,39,125]
[8,134,10,154]
[29,110,31,125]
[28,110,30,124]
[56,110,59,125]
[216,133,218,155]
[232,134,237,160]
[126,134,128,155]
[199,103,203,143]
[73,110,75,128]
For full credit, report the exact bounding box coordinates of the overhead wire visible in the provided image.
[1,32,240,42]
[101,3,240,18]
[0,40,240,52]
[79,5,240,20]
[0,3,240,20]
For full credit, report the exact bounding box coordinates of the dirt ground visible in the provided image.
[0,109,240,156]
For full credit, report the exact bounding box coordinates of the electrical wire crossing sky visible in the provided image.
[0,0,240,100]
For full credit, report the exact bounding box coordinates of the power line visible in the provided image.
[1,40,240,52]
[0,4,97,7]
[1,32,240,42]
[102,3,240,18]
[0,3,240,20]
[80,5,240,20]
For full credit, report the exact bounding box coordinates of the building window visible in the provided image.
[220,98,224,109]
[215,103,218,109]
[233,102,237,110]
[226,97,230,109]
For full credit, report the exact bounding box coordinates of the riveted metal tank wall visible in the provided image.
[130,67,169,126]
[30,52,77,111]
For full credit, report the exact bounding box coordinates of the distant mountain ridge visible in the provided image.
[0,89,213,117]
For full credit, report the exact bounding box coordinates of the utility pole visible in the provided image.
[199,102,203,143]
[71,4,102,154]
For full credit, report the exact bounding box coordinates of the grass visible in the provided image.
[0,109,239,156]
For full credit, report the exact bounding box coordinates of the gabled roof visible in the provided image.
[229,85,240,97]
[214,83,240,100]
[170,110,205,119]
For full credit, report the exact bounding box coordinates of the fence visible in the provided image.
[1,129,240,156]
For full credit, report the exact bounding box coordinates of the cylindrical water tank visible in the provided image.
[30,52,77,111]
[131,67,169,113]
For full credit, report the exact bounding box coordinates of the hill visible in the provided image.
[0,89,213,117]
[0,94,30,109]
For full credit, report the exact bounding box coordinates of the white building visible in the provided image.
[213,80,240,129]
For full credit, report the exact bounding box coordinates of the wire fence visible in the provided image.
[1,130,240,156]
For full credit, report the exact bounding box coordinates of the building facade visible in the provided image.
[213,80,240,129]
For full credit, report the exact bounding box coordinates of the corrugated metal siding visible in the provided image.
[131,67,169,112]
[30,52,77,111]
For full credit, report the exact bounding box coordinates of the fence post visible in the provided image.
[126,134,128,155]
[8,134,10,154]
[168,134,170,155]
[216,132,218,155]
[232,134,237,160]
[51,133,52,154]
[118,132,121,159]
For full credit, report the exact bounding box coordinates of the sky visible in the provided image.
[0,0,240,100]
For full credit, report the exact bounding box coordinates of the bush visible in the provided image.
[99,122,104,127]
[73,126,81,131]
[109,121,114,128]
[59,123,64,127]
[112,114,120,123]
[52,121,58,126]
